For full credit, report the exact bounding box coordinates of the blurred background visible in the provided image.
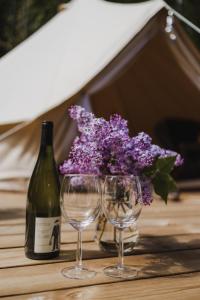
[0,0,199,190]
[0,0,199,57]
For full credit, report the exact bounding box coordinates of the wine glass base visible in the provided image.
[61,266,97,280]
[104,265,139,279]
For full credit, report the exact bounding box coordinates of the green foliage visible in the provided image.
[166,0,200,49]
[152,173,177,204]
[0,0,199,57]
[144,156,177,203]
[0,0,71,57]
[156,156,176,174]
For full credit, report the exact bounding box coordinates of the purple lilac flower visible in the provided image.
[140,176,153,205]
[160,150,184,166]
[69,105,94,134]
[60,137,102,175]
[150,145,184,166]
[60,105,183,205]
[131,132,152,150]
[109,114,129,138]
[125,133,155,170]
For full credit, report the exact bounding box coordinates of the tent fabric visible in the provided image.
[0,0,199,190]
[166,23,200,90]
[0,0,164,125]
[90,23,200,140]
[0,0,165,190]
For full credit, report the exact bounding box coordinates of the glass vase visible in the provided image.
[95,213,139,254]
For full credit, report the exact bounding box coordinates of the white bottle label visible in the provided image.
[34,217,60,253]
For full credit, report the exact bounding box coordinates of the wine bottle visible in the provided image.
[25,121,61,260]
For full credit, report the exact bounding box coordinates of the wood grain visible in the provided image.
[0,249,200,297]
[2,272,200,300]
[1,233,200,269]
[1,191,200,299]
[0,230,95,249]
[2,215,200,237]
[0,242,106,269]
[1,221,200,249]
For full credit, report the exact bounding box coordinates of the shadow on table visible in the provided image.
[137,235,200,254]
[59,234,200,259]
[59,248,114,262]
[138,235,200,276]
[53,235,200,276]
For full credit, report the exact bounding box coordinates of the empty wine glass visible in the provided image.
[60,174,101,279]
[102,175,142,279]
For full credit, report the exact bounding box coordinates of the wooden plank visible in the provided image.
[1,200,200,228]
[1,233,200,269]
[0,192,25,226]
[0,242,108,269]
[1,201,200,219]
[0,230,95,249]
[2,218,200,249]
[0,192,200,229]
[139,223,200,236]
[2,208,200,226]
[0,192,25,209]
[0,223,95,236]
[0,191,200,299]
[0,224,25,235]
[1,206,200,226]
[0,249,200,297]
[0,191,200,213]
[2,271,200,300]
[2,211,200,236]
[0,219,25,226]
[2,214,200,237]
[2,220,200,249]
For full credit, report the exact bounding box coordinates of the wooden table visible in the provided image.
[0,192,200,299]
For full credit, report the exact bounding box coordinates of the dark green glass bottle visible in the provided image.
[25,121,61,260]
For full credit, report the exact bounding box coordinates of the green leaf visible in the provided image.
[156,156,176,174]
[144,156,176,179]
[152,173,168,203]
[143,156,177,203]
[152,172,177,204]
[167,175,177,193]
[143,165,157,177]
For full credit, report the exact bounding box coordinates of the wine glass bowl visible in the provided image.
[60,174,101,279]
[102,175,142,279]
[61,176,100,230]
[103,176,142,229]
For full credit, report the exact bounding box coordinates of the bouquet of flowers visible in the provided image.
[60,106,183,205]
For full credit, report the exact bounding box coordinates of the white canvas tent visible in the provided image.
[0,0,199,190]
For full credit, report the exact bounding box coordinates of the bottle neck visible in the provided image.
[39,122,54,155]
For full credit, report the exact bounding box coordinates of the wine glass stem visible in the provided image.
[76,230,82,269]
[118,229,124,269]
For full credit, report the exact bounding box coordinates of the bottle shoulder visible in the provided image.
[27,159,60,209]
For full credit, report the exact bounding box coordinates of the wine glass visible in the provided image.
[102,175,142,279]
[60,174,101,279]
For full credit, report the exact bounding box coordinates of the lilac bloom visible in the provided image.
[60,106,183,205]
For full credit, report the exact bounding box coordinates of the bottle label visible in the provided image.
[34,217,60,253]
